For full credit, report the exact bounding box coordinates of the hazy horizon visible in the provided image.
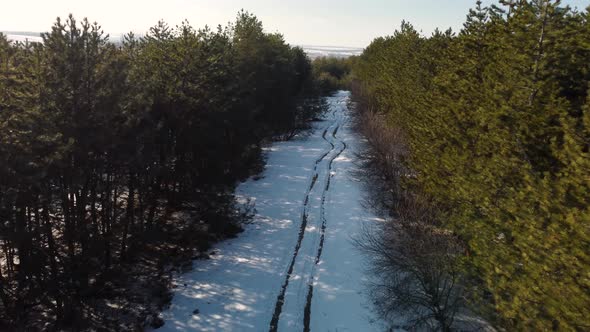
[2,0,588,48]
[2,32,365,59]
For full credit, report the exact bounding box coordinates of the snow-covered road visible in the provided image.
[154,91,382,331]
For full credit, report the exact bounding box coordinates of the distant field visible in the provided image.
[301,45,363,58]
[4,32,362,58]
[4,32,43,43]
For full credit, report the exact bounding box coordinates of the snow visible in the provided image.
[302,45,363,59]
[3,32,362,58]
[5,33,43,43]
[153,91,382,331]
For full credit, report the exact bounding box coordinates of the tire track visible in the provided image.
[303,109,347,332]
[269,116,339,332]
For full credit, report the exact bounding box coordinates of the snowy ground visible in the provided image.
[5,33,43,43]
[301,45,364,59]
[153,91,382,331]
[4,33,362,59]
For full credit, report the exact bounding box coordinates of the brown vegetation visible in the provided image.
[352,90,469,331]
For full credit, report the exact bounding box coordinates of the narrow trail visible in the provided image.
[270,98,348,332]
[303,111,347,332]
[154,91,380,332]
[268,117,339,332]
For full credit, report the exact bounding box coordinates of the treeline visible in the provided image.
[0,12,321,329]
[353,0,589,330]
[312,56,353,93]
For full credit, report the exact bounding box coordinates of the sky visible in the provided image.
[2,0,589,47]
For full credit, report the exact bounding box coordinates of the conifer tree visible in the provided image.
[352,1,590,329]
[0,12,320,328]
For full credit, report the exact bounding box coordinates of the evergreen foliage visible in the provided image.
[353,1,590,329]
[312,56,354,93]
[0,12,321,329]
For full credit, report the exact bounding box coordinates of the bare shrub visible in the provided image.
[357,195,466,331]
[275,97,329,141]
[350,91,467,331]
[348,87,409,215]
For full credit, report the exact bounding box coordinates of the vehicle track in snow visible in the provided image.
[303,115,347,332]
[270,98,348,332]
[154,92,383,332]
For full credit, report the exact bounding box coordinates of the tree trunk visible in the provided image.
[120,172,135,261]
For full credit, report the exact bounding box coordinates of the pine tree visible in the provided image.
[352,1,590,329]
